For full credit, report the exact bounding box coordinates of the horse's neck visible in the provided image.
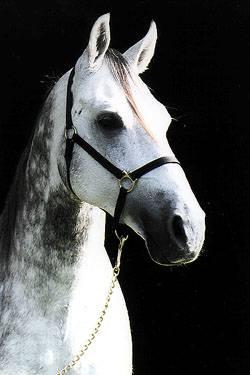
[2,77,105,272]
[0,79,109,348]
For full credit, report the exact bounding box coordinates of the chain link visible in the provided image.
[56,234,128,375]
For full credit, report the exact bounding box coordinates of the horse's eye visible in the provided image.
[96,112,124,130]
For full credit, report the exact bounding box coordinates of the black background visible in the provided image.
[0,1,249,374]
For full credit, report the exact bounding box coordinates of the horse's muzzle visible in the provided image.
[144,212,206,266]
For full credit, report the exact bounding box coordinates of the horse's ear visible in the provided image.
[87,13,111,69]
[123,21,157,74]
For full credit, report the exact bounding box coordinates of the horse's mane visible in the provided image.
[105,48,144,126]
[0,140,31,280]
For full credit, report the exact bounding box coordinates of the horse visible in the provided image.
[0,13,205,375]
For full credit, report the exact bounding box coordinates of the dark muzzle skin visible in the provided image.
[143,209,206,266]
[145,231,199,266]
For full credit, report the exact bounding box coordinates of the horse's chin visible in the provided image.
[144,234,199,267]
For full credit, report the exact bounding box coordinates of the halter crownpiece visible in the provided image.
[64,67,180,234]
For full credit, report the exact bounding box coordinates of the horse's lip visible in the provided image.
[144,231,178,267]
[144,231,196,267]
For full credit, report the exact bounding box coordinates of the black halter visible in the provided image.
[64,67,180,234]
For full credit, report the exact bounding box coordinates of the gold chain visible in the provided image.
[56,233,128,375]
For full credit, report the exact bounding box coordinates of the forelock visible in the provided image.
[105,48,145,127]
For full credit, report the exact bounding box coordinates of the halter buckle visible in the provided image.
[64,126,77,140]
[119,171,137,193]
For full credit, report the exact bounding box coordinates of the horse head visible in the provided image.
[58,13,205,266]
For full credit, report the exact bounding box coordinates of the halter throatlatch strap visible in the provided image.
[64,67,180,233]
[65,67,78,197]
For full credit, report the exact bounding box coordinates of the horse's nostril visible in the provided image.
[171,215,187,248]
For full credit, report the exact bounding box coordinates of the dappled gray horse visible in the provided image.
[0,13,205,375]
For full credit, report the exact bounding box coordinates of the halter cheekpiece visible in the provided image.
[64,67,180,235]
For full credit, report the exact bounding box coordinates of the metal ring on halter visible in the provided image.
[115,229,128,242]
[64,126,77,140]
[119,171,137,193]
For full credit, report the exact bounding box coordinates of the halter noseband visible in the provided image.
[64,67,180,234]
